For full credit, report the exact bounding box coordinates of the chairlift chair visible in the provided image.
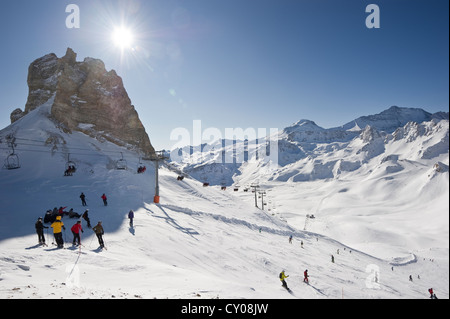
[4,137,20,170]
[5,153,20,170]
[137,157,147,174]
[116,152,127,170]
[65,153,77,176]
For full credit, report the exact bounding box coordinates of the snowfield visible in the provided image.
[0,102,448,300]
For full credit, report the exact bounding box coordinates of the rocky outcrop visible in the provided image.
[13,48,155,157]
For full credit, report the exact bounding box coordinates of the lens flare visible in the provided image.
[112,26,134,49]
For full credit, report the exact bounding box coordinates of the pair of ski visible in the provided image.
[46,242,107,251]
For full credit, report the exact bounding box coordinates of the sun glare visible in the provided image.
[112,26,134,49]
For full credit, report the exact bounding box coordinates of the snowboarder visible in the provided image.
[51,216,66,248]
[101,194,108,206]
[128,210,134,227]
[93,221,105,248]
[303,269,309,283]
[35,217,48,245]
[331,254,335,263]
[71,221,84,246]
[82,209,91,228]
[80,193,87,206]
[279,270,289,290]
[409,275,413,282]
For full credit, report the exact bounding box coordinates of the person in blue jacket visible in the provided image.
[128,210,134,227]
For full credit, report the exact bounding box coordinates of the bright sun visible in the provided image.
[112,26,134,49]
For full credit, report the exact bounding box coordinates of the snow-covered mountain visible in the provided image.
[171,106,449,185]
[0,100,448,299]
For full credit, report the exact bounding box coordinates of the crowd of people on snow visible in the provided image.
[35,192,135,251]
[279,234,439,299]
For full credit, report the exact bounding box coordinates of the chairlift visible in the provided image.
[5,153,21,170]
[116,152,127,170]
[65,153,77,176]
[3,136,20,170]
[137,157,147,174]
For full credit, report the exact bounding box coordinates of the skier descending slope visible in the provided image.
[303,270,309,284]
[279,270,290,291]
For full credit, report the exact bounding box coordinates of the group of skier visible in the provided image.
[280,235,439,299]
[35,191,135,250]
[279,269,309,291]
[35,213,105,249]
[34,191,112,249]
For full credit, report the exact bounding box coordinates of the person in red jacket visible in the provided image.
[58,206,67,216]
[101,194,108,206]
[71,220,84,246]
[304,269,309,283]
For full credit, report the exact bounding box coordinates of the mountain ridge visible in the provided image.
[171,106,449,187]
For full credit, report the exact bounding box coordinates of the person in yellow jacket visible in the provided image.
[279,270,289,290]
[51,216,66,248]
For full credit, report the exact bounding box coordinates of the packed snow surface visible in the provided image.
[0,102,448,299]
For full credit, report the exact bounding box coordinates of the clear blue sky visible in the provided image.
[0,0,448,150]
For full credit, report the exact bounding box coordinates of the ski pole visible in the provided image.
[89,233,95,248]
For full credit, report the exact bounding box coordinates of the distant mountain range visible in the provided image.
[170,106,449,186]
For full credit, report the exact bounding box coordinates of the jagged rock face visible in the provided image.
[16,48,155,157]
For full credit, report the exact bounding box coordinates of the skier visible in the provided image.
[82,209,91,228]
[80,193,87,206]
[279,270,289,290]
[303,269,309,283]
[101,194,108,206]
[35,217,48,245]
[128,210,134,227]
[289,235,293,244]
[71,221,84,246]
[93,221,105,248]
[331,254,335,263]
[51,216,66,248]
[428,288,438,299]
